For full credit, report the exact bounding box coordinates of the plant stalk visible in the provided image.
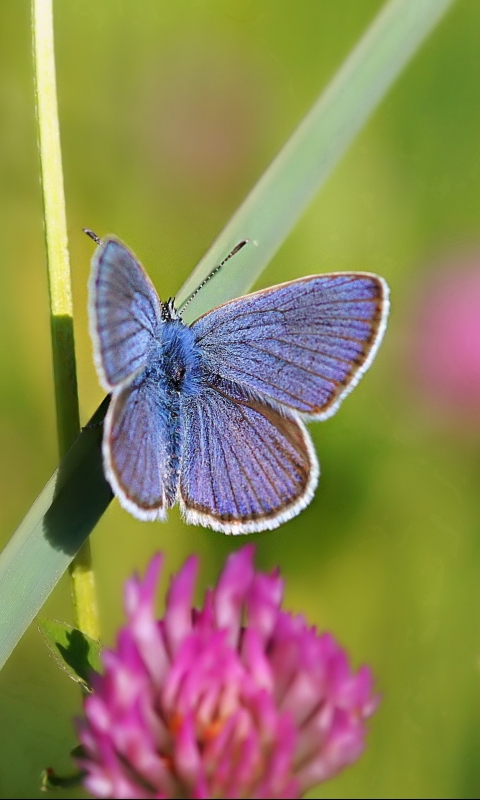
[32,0,99,640]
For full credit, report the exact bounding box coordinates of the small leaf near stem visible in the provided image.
[41,762,86,792]
[38,618,102,691]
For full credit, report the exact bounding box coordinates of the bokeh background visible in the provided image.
[1,0,480,797]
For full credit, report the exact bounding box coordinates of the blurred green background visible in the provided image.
[1,0,480,797]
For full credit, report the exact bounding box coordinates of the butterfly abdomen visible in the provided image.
[134,318,203,506]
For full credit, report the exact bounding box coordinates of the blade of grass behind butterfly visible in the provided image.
[0,0,455,671]
[178,0,455,322]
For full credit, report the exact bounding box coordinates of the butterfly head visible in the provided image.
[161,298,180,322]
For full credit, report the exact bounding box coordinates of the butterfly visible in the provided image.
[88,235,389,534]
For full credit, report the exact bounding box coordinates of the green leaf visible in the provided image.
[0,397,111,672]
[177,0,456,324]
[0,0,456,672]
[38,618,102,690]
[41,761,86,792]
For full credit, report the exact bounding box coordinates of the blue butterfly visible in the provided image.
[88,235,389,534]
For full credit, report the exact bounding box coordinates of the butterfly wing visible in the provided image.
[89,236,162,390]
[103,375,174,521]
[191,273,388,419]
[178,386,318,534]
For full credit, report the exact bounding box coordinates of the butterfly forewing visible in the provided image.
[191,273,388,419]
[178,387,318,534]
[90,237,162,389]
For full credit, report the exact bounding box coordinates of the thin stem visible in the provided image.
[32,0,99,640]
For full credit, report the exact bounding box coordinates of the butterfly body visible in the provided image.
[89,236,389,534]
[147,309,203,398]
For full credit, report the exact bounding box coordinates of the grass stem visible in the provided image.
[32,0,99,640]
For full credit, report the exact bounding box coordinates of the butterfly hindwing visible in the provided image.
[104,375,175,520]
[191,273,388,419]
[89,237,162,389]
[178,386,318,534]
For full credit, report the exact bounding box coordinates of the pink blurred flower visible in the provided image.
[413,259,480,417]
[76,546,378,799]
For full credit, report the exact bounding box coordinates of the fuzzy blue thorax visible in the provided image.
[155,314,202,396]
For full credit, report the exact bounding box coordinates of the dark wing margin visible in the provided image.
[178,388,318,534]
[190,273,389,420]
[89,236,162,390]
[103,378,170,521]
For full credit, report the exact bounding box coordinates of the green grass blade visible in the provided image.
[178,0,455,323]
[0,401,111,670]
[0,0,455,671]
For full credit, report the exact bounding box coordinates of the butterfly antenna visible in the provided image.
[178,239,249,313]
[83,228,101,245]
